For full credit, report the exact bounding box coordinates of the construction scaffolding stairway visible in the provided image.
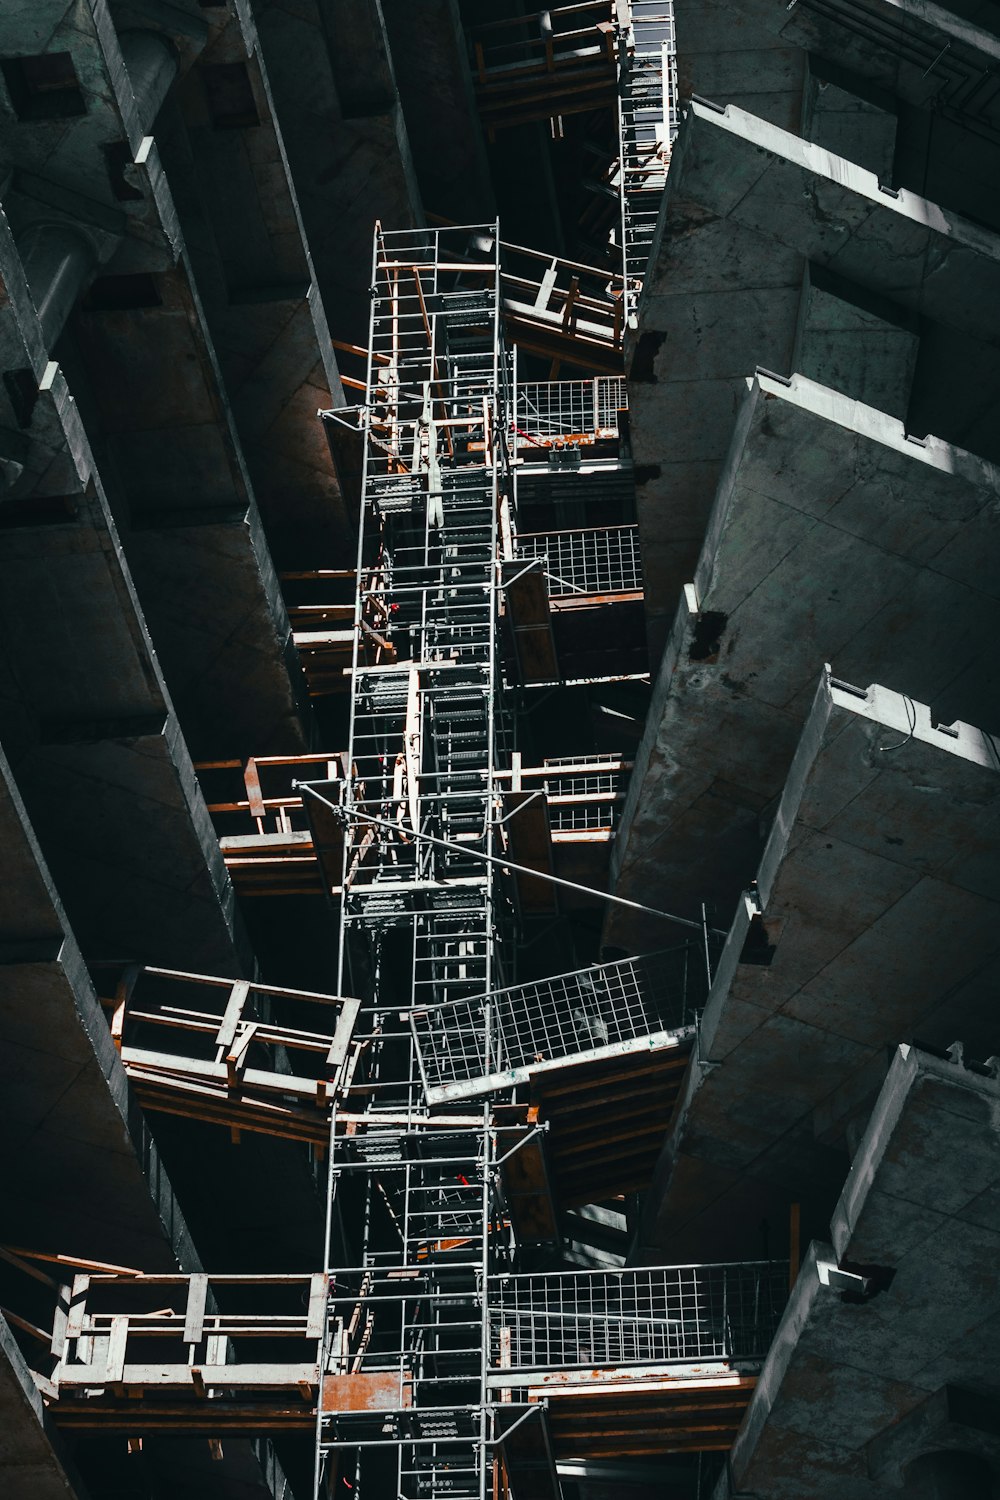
[616,2,677,318]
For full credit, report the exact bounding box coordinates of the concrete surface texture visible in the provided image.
[641,670,1000,1258]
[609,370,1000,952]
[631,94,1000,666]
[720,1044,1000,1499]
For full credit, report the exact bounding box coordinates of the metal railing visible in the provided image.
[91,964,361,1145]
[515,376,627,445]
[617,3,677,316]
[516,524,642,596]
[489,1262,787,1375]
[412,942,709,1102]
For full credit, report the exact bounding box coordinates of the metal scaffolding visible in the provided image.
[305,223,774,1500]
[411,943,706,1105]
[314,222,514,1500]
[616,3,677,319]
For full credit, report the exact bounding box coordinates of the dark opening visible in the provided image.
[103,141,144,203]
[201,62,260,129]
[739,913,776,967]
[689,609,728,663]
[83,274,163,312]
[1,52,87,122]
[3,368,39,429]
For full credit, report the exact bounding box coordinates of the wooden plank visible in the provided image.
[306,1273,327,1341]
[505,788,557,916]
[104,1318,128,1385]
[57,1362,321,1390]
[533,1050,690,1101]
[216,982,250,1052]
[65,1276,90,1340]
[111,964,141,1052]
[502,558,560,684]
[50,1284,69,1356]
[325,995,361,1075]
[184,1275,208,1347]
[243,760,266,820]
[49,1401,318,1433]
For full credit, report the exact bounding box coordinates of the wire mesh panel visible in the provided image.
[489,1263,787,1374]
[517,525,642,596]
[412,943,708,1101]
[515,378,627,443]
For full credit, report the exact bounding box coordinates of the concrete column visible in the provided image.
[16,223,97,348]
[905,1451,995,1499]
[118,30,178,131]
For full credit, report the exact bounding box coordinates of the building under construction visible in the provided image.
[1,4,999,1500]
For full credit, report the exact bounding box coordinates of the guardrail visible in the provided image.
[489,1261,787,1375]
[412,941,707,1102]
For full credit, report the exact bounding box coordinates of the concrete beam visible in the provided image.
[0,743,202,1267]
[674,0,1000,166]
[249,0,424,349]
[609,371,1000,950]
[0,1316,90,1500]
[640,671,1000,1261]
[0,2,317,755]
[382,0,495,224]
[631,97,1000,661]
[156,3,350,558]
[0,233,251,972]
[720,1045,1000,1499]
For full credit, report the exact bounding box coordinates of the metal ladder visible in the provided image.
[318,223,514,1500]
[616,3,677,319]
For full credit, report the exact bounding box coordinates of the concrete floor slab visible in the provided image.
[640,672,1000,1262]
[721,1046,1000,1499]
[13,723,247,971]
[0,745,201,1268]
[608,371,1000,951]
[0,1317,87,1500]
[631,96,1000,660]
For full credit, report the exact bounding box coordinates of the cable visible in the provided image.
[877,695,916,753]
[295,781,728,938]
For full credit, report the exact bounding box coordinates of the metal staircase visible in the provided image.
[616,3,678,319]
[314,223,514,1500]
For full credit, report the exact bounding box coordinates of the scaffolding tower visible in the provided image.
[315,223,514,1500]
